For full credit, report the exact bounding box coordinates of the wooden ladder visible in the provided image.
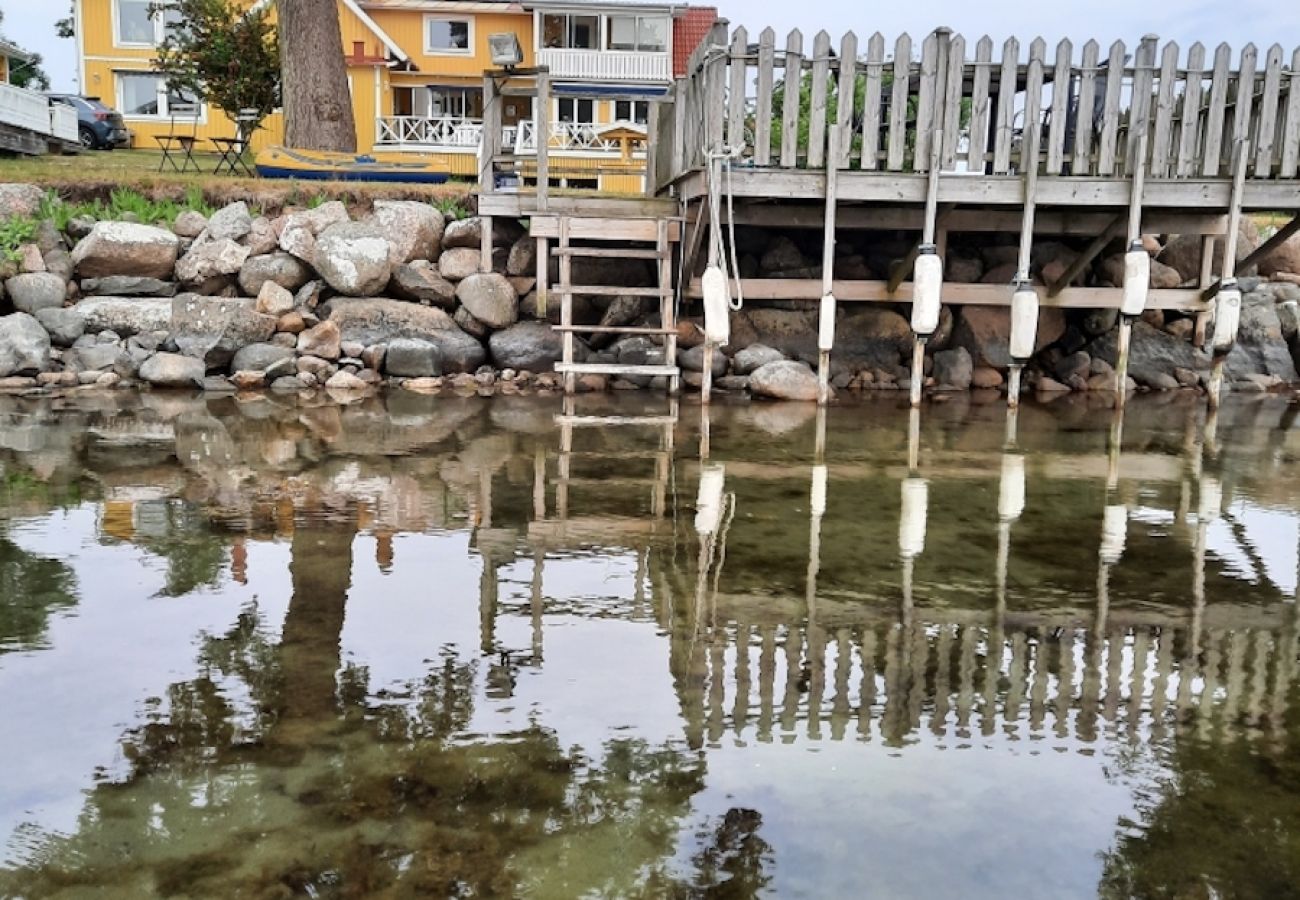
[545,214,681,394]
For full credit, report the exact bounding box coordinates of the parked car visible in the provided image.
[46,95,130,150]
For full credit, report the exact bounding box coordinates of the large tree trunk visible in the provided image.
[278,0,357,152]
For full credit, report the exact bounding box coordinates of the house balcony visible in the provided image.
[536,48,671,83]
[375,117,645,157]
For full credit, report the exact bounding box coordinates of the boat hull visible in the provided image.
[254,146,454,185]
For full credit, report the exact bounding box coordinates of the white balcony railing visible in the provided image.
[376,116,484,149]
[49,103,77,143]
[513,120,647,155]
[376,116,644,157]
[0,82,56,137]
[536,48,671,82]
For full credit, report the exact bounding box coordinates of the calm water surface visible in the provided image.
[1,389,1298,899]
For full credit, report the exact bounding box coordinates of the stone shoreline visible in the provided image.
[3,182,1300,402]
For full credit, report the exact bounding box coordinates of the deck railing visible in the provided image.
[0,82,57,137]
[375,116,486,149]
[664,25,1300,183]
[537,47,671,82]
[49,102,77,143]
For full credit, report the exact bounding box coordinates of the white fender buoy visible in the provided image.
[1121,242,1150,318]
[998,453,1026,523]
[811,463,828,518]
[1009,283,1040,363]
[1100,503,1127,565]
[1211,281,1242,355]
[702,265,730,346]
[695,463,727,535]
[818,293,836,352]
[911,246,943,336]
[899,477,928,559]
[1198,475,1222,524]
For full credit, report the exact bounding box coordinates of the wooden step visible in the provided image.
[552,247,668,260]
[555,363,680,378]
[551,325,676,335]
[554,285,674,298]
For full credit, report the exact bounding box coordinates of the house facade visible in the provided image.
[73,0,716,191]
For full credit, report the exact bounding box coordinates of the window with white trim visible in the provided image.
[117,72,202,119]
[115,0,182,47]
[607,16,668,52]
[613,100,650,124]
[424,16,472,54]
[428,86,482,119]
[542,13,599,50]
[556,98,595,124]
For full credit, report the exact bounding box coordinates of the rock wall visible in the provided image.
[1,181,1298,401]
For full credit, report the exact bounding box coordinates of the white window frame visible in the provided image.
[613,100,650,124]
[555,97,595,124]
[116,71,207,123]
[539,12,602,51]
[606,15,669,53]
[423,14,474,56]
[113,0,181,49]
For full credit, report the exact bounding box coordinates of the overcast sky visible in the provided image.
[5,0,1298,94]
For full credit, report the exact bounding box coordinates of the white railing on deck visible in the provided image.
[0,82,55,137]
[537,48,671,82]
[514,120,647,154]
[49,103,77,143]
[376,116,484,148]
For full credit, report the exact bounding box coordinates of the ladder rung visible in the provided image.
[551,325,676,335]
[555,285,673,298]
[556,415,678,427]
[552,247,667,260]
[555,363,680,377]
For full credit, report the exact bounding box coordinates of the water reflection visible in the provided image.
[0,390,1298,898]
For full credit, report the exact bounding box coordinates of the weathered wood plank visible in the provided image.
[1128,36,1158,173]
[808,30,833,169]
[968,36,994,172]
[940,33,965,169]
[1202,43,1232,176]
[887,32,913,170]
[726,26,748,155]
[993,36,1019,173]
[1254,44,1284,176]
[915,31,939,169]
[1097,40,1126,175]
[835,31,859,169]
[860,32,885,171]
[1046,38,1072,174]
[780,29,804,167]
[754,27,777,166]
[1230,44,1258,168]
[1281,47,1300,178]
[1073,39,1100,175]
[704,22,728,153]
[1176,43,1205,177]
[1022,38,1046,173]
[1151,41,1179,177]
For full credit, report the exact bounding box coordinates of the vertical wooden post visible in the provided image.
[911,132,943,409]
[701,155,720,406]
[535,69,550,212]
[1209,141,1249,409]
[817,126,842,405]
[1194,235,1216,346]
[535,235,549,316]
[559,217,575,395]
[658,218,679,395]
[1115,129,1148,405]
[480,73,501,273]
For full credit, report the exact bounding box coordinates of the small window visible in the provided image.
[607,15,667,52]
[557,98,595,123]
[542,13,599,50]
[614,100,649,124]
[116,0,182,47]
[425,16,472,54]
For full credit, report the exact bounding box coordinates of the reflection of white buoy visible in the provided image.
[1008,282,1039,408]
[1100,503,1127,565]
[998,453,1026,523]
[811,462,829,518]
[1198,475,1222,524]
[899,477,928,560]
[695,463,727,536]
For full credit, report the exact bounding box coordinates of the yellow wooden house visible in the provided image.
[72,0,717,191]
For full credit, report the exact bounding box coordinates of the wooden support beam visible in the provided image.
[535,70,550,212]
[1201,213,1300,300]
[1047,214,1126,297]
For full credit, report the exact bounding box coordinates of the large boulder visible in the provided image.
[384,338,442,377]
[438,247,482,281]
[733,343,785,375]
[171,294,277,368]
[35,307,85,347]
[1159,218,1260,282]
[139,352,205,388]
[456,273,518,329]
[952,305,1066,369]
[75,297,172,336]
[71,222,180,280]
[205,202,253,242]
[325,298,486,372]
[679,343,728,377]
[0,312,50,375]
[932,346,973,389]
[1090,320,1207,387]
[1224,293,1300,382]
[0,184,44,221]
[6,272,67,315]
[487,321,567,372]
[278,200,349,260]
[238,252,312,296]
[742,307,913,368]
[370,200,445,265]
[747,360,820,401]
[175,237,251,285]
[391,260,457,307]
[312,222,393,296]
[442,216,524,250]
[1259,231,1300,278]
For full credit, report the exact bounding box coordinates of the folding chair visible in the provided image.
[156,101,201,173]
[211,108,259,177]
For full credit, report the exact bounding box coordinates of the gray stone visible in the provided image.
[748,360,820,401]
[0,184,44,220]
[384,338,442,377]
[326,297,485,372]
[312,222,393,296]
[278,201,349,260]
[64,343,127,373]
[679,343,728,377]
[453,305,489,339]
[171,295,277,368]
[172,209,208,238]
[953,305,1067,369]
[442,216,523,250]
[206,202,253,242]
[139,352,205,388]
[230,342,295,373]
[238,252,312,296]
[1090,320,1207,387]
[43,248,74,283]
[255,281,296,317]
[733,343,785,375]
[325,370,369,391]
[370,200,445,264]
[7,272,67,314]
[0,312,50,375]
[487,321,571,372]
[71,222,180,280]
[1054,350,1092,383]
[297,320,342,360]
[391,260,457,306]
[456,273,518,329]
[270,375,305,392]
[438,246,482,281]
[932,346,973,389]
[1224,296,1300,382]
[75,297,172,336]
[81,275,177,298]
[36,307,85,346]
[244,217,278,256]
[506,235,536,276]
[175,237,251,284]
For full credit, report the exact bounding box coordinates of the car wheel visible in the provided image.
[78,126,99,150]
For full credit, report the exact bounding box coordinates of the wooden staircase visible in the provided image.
[530,213,682,394]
